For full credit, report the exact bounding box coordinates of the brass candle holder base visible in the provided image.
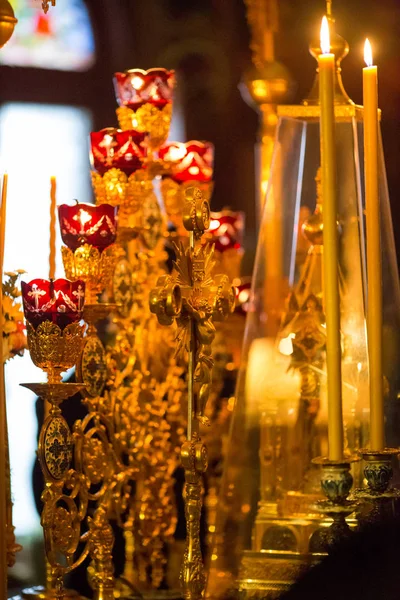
[21,383,86,405]
[312,457,359,552]
[352,448,400,524]
[19,585,81,600]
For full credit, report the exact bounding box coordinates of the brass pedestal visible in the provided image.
[9,587,83,600]
[237,550,322,599]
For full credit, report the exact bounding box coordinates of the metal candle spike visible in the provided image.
[150,187,235,600]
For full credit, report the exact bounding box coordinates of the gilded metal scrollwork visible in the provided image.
[106,234,185,591]
[116,104,172,152]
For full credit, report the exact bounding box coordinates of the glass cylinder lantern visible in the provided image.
[207,12,400,599]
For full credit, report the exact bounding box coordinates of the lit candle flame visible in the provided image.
[364,38,373,67]
[320,16,331,55]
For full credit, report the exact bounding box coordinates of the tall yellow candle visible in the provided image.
[49,176,57,280]
[363,39,384,451]
[318,17,344,461]
[0,174,8,599]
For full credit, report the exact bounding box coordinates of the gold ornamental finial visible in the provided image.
[242,0,291,109]
[0,0,17,49]
[244,0,278,68]
[303,2,353,106]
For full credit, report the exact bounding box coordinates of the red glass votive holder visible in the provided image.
[114,68,175,111]
[114,68,175,151]
[21,278,85,330]
[21,278,86,383]
[206,209,245,280]
[90,128,148,176]
[58,203,118,252]
[159,141,214,183]
[234,278,251,315]
[159,141,214,233]
[208,209,245,253]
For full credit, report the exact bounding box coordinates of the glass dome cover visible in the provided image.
[207,13,400,600]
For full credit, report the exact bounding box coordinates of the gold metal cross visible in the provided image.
[150,187,235,599]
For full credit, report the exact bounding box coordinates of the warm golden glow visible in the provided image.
[238,289,250,304]
[131,76,144,90]
[103,134,114,147]
[320,16,331,55]
[168,145,186,161]
[76,209,92,228]
[364,38,373,67]
[278,333,295,356]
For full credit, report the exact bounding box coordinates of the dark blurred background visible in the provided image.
[2,0,399,274]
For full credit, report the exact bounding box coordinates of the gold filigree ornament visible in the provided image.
[150,187,235,600]
[40,415,73,481]
[77,334,107,398]
[160,178,214,236]
[112,257,134,318]
[116,104,172,152]
[26,321,85,384]
[77,303,117,398]
[61,243,121,304]
[91,169,154,241]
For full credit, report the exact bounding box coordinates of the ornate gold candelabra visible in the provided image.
[150,187,235,599]
[58,206,138,600]
[20,279,87,598]
[89,72,189,594]
[21,277,131,600]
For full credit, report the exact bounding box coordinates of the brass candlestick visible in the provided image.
[150,187,235,599]
[22,314,87,598]
[312,457,359,552]
[353,448,400,525]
